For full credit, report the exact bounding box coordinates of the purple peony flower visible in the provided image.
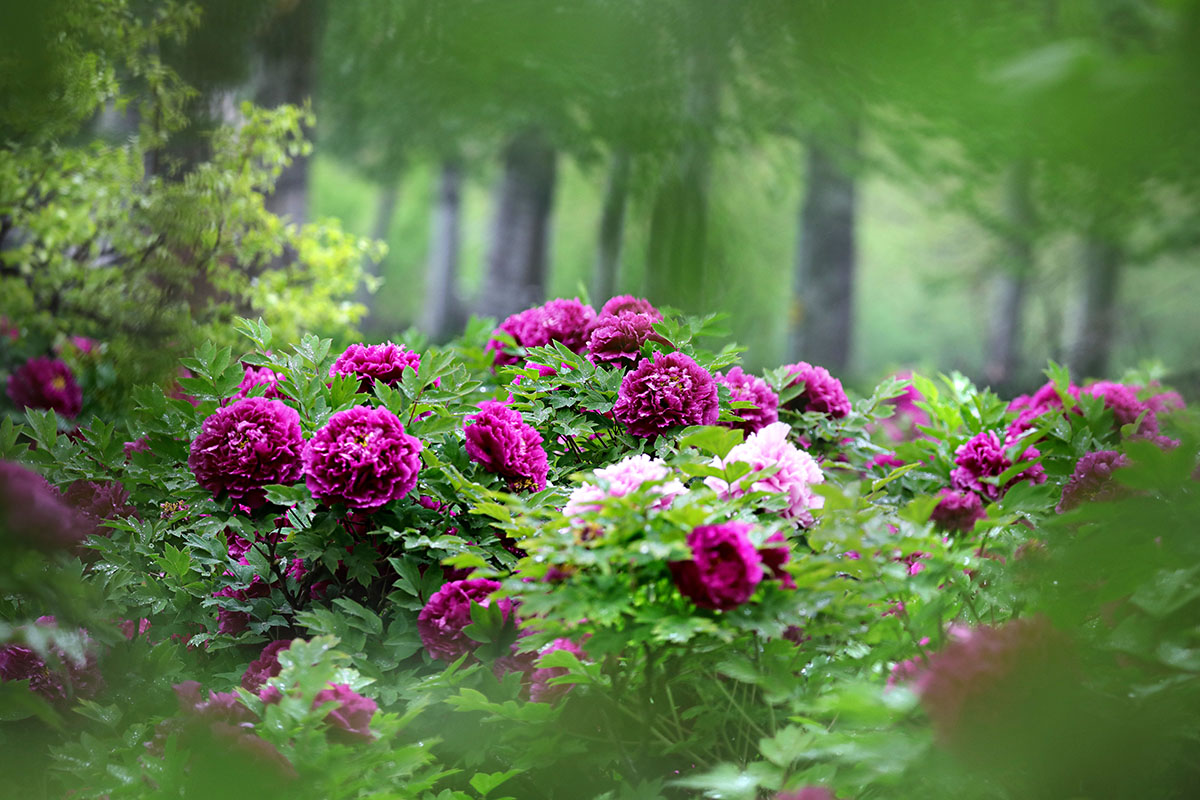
[950,431,1046,502]
[1057,450,1129,513]
[189,397,305,509]
[563,454,685,519]
[879,372,932,441]
[1084,381,1157,435]
[1008,379,1081,435]
[0,460,86,550]
[486,298,596,367]
[716,367,780,434]
[62,480,137,540]
[613,351,719,439]
[529,638,586,703]
[930,488,987,533]
[313,683,377,741]
[418,578,515,662]
[669,521,764,611]
[586,312,667,370]
[174,679,257,725]
[6,357,82,418]
[241,639,293,692]
[464,401,548,493]
[303,405,423,510]
[705,423,825,526]
[235,366,286,400]
[758,531,796,588]
[595,295,661,321]
[781,361,851,418]
[0,618,104,703]
[330,342,422,393]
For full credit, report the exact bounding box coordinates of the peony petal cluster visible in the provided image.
[417,578,515,662]
[1084,381,1160,436]
[529,638,586,703]
[189,397,305,508]
[7,356,82,418]
[313,683,377,741]
[880,372,931,441]
[0,617,104,703]
[613,351,719,439]
[670,522,764,611]
[235,366,286,400]
[1008,379,1081,435]
[950,430,1046,502]
[0,460,87,550]
[464,401,548,492]
[716,367,779,434]
[586,312,665,370]
[330,341,422,392]
[563,454,685,519]
[486,298,596,367]
[241,639,293,692]
[303,405,422,510]
[705,423,825,526]
[781,361,851,418]
[594,294,661,321]
[758,531,796,588]
[929,488,987,533]
[1056,450,1129,513]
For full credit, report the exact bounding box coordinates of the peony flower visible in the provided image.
[1008,379,1081,435]
[6,357,82,418]
[865,452,905,472]
[879,372,931,441]
[330,342,422,393]
[613,351,719,438]
[213,577,271,636]
[758,531,796,588]
[118,618,152,640]
[715,367,779,434]
[0,618,104,703]
[781,361,851,418]
[486,298,596,367]
[705,422,825,526]
[1057,450,1129,513]
[586,312,666,370]
[563,454,685,519]
[1084,381,1157,436]
[189,397,305,509]
[595,295,661,322]
[529,638,586,703]
[464,401,548,493]
[418,578,515,662]
[62,479,137,540]
[241,639,293,692]
[950,430,1046,502]
[235,366,286,400]
[929,488,987,533]
[313,683,377,741]
[670,522,764,611]
[173,680,256,725]
[303,405,422,510]
[0,460,86,549]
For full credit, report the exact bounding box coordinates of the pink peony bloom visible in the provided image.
[716,367,780,434]
[563,454,685,519]
[304,405,423,511]
[464,401,548,493]
[781,361,851,418]
[6,357,82,418]
[670,521,764,611]
[950,431,1046,502]
[313,683,377,741]
[1057,450,1129,513]
[486,298,596,367]
[189,398,305,509]
[613,351,719,439]
[529,638,586,703]
[330,342,422,393]
[595,295,661,321]
[235,366,286,400]
[586,312,666,370]
[865,452,905,472]
[241,639,293,692]
[930,488,987,533]
[418,578,516,662]
[879,372,931,441]
[705,422,825,526]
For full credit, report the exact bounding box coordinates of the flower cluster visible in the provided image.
[303,405,423,510]
[330,341,422,392]
[670,522,764,611]
[486,298,596,367]
[715,367,779,434]
[706,423,825,526]
[1057,450,1129,513]
[236,366,286,400]
[464,401,548,492]
[0,617,104,703]
[613,351,719,438]
[950,430,1046,502]
[189,397,305,508]
[929,488,987,533]
[782,361,851,418]
[7,356,82,418]
[418,579,515,662]
[563,454,685,519]
[586,312,666,370]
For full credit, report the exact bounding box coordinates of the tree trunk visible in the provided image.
[357,180,401,335]
[790,132,859,374]
[984,162,1036,393]
[1069,235,1121,380]
[477,129,557,321]
[424,161,466,340]
[592,150,630,305]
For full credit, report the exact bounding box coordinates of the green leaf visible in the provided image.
[469,770,524,798]
[679,425,744,458]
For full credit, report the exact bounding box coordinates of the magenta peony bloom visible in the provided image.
[716,367,780,434]
[613,351,719,438]
[595,295,661,321]
[62,480,137,540]
[781,361,851,418]
[303,405,422,510]
[0,460,86,549]
[0,618,104,703]
[6,357,82,418]
[418,578,515,662]
[930,488,987,533]
[330,342,422,393]
[866,452,905,472]
[879,372,931,441]
[705,423,825,526]
[586,312,666,370]
[189,397,304,508]
[669,521,764,611]
[950,431,1046,502]
[529,638,586,703]
[313,683,377,741]
[1057,450,1129,513]
[1008,379,1081,435]
[758,531,796,588]
[241,639,293,692]
[464,401,548,493]
[563,454,685,519]
[235,366,286,400]
[1084,381,1157,435]
[486,298,596,366]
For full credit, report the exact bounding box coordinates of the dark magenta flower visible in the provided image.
[0,618,104,703]
[303,405,422,510]
[613,351,719,439]
[62,479,137,540]
[595,294,661,321]
[189,397,305,509]
[417,578,514,662]
[0,460,86,550]
[313,683,377,741]
[464,401,548,492]
[241,639,293,692]
[1008,379,1081,435]
[1084,381,1157,435]
[781,361,851,418]
[586,312,667,370]
[669,522,764,611]
[930,488,987,533]
[950,431,1046,502]
[235,366,286,400]
[529,638,586,703]
[486,298,596,366]
[879,371,931,441]
[716,367,779,434]
[330,341,422,392]
[758,531,796,589]
[1057,450,1129,513]
[6,357,82,418]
